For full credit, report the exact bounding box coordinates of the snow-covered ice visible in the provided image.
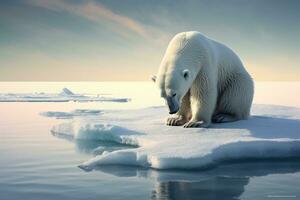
[0,88,129,102]
[49,104,300,171]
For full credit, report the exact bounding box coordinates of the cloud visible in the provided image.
[28,0,155,39]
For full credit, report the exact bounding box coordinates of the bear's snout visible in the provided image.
[166,95,179,114]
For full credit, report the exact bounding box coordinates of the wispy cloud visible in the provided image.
[28,0,155,39]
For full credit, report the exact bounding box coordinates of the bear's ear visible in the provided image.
[182,69,190,80]
[151,75,157,82]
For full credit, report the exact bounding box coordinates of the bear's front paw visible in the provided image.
[183,121,210,128]
[166,116,187,126]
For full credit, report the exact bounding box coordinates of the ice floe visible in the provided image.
[40,109,102,119]
[49,104,300,170]
[0,88,130,102]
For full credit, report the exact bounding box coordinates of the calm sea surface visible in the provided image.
[0,82,300,200]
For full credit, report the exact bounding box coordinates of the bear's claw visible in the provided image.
[166,117,187,126]
[212,114,237,123]
[212,114,225,123]
[183,121,209,128]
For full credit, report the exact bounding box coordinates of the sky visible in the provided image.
[0,0,299,81]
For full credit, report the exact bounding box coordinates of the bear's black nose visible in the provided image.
[166,95,179,114]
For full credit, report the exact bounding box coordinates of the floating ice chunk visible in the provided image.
[40,109,102,119]
[51,121,141,145]
[50,105,300,170]
[40,111,74,119]
[73,109,102,115]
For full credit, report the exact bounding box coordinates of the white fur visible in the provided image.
[155,31,254,128]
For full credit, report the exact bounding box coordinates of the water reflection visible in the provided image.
[95,160,300,200]
[151,177,248,200]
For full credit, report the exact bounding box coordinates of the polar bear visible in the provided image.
[152,31,254,128]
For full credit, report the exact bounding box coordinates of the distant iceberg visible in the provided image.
[59,88,75,96]
[0,88,130,102]
[49,104,300,171]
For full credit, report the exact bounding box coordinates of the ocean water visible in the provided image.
[0,82,300,200]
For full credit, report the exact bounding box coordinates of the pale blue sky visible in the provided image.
[0,0,299,81]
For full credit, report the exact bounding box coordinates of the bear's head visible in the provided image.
[152,32,202,114]
[152,67,192,114]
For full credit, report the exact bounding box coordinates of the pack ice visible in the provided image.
[50,104,300,170]
[0,88,129,102]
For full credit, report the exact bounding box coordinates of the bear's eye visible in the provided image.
[183,72,189,79]
[182,69,190,80]
[184,73,188,79]
[172,93,176,97]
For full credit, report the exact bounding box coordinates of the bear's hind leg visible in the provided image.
[215,74,254,123]
[166,90,191,126]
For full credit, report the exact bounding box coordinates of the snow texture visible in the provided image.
[49,104,300,170]
[0,88,129,102]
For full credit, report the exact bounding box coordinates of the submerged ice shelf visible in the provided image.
[48,104,300,170]
[0,88,130,102]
